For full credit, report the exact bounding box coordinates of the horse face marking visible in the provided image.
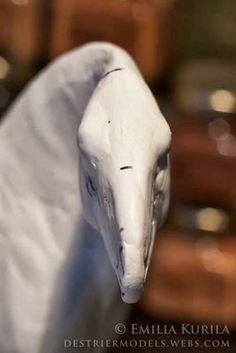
[102,67,123,79]
[120,166,133,170]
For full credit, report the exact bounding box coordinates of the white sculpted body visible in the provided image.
[0,43,171,353]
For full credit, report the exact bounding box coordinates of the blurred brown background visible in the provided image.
[0,0,236,352]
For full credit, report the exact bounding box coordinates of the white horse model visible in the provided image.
[0,43,171,353]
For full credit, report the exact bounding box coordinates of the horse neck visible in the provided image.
[0,43,138,253]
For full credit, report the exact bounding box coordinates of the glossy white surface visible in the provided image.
[0,43,171,353]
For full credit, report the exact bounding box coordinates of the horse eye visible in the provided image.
[158,153,168,170]
[86,176,96,197]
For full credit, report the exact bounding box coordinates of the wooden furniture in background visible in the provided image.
[0,0,41,63]
[50,0,176,82]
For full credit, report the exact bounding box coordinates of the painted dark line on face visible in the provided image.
[119,245,125,275]
[120,166,133,170]
[119,227,124,233]
[102,67,123,79]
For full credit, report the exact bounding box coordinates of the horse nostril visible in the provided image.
[86,175,96,197]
